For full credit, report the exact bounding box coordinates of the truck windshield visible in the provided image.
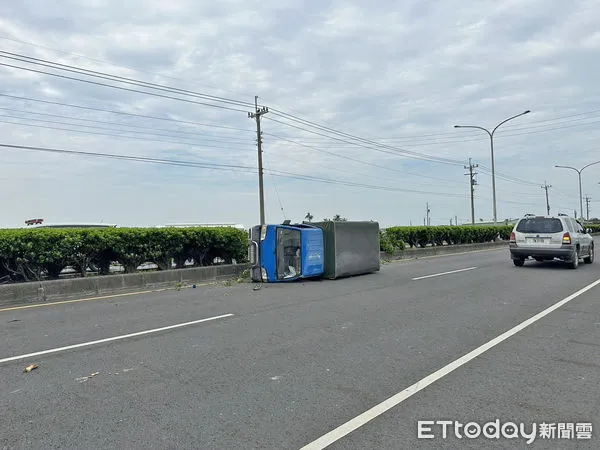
[276,227,302,280]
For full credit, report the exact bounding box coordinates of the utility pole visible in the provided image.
[426,202,430,226]
[464,158,478,225]
[585,195,592,220]
[541,181,552,215]
[248,96,269,225]
[455,215,458,226]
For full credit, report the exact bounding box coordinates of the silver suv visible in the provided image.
[509,214,594,268]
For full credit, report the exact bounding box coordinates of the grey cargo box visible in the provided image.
[310,221,380,279]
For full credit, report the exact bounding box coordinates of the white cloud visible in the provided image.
[1,0,600,229]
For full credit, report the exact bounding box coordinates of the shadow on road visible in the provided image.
[515,259,592,270]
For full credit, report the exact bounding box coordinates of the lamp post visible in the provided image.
[455,110,531,224]
[555,161,600,219]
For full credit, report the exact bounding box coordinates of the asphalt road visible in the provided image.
[1,242,599,449]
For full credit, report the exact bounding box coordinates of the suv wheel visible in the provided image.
[584,245,594,264]
[513,258,525,267]
[568,249,579,269]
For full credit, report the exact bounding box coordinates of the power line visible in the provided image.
[264,132,467,187]
[0,104,570,195]
[0,143,470,198]
[0,143,258,173]
[5,35,600,141]
[0,109,472,192]
[0,34,255,100]
[265,116,464,167]
[476,167,573,202]
[266,110,465,166]
[1,53,590,197]
[0,96,549,190]
[0,93,256,133]
[0,61,249,114]
[0,51,255,109]
[477,166,540,188]
[266,150,469,194]
[0,118,252,151]
[269,115,600,149]
[397,112,600,141]
[265,170,469,198]
[0,105,556,195]
[477,166,574,202]
[0,107,255,144]
[0,103,567,197]
[262,113,592,194]
[4,52,595,181]
[4,51,600,159]
[432,118,600,146]
[266,106,600,144]
[262,150,286,221]
[264,106,600,150]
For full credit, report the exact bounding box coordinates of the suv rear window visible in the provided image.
[516,218,564,233]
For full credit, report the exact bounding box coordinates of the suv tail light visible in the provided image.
[562,232,571,244]
[510,232,516,242]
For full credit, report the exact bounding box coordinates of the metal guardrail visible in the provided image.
[1,258,240,284]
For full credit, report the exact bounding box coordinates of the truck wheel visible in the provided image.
[513,258,525,267]
[568,250,579,269]
[584,245,594,264]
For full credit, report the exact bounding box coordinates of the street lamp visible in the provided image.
[554,160,600,219]
[455,110,531,224]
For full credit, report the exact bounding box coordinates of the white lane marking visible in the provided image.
[389,247,504,264]
[300,277,600,450]
[0,313,234,365]
[412,266,477,280]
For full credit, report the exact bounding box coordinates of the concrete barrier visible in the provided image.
[381,240,508,261]
[0,263,251,308]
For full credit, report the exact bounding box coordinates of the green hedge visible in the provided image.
[0,227,248,282]
[2,222,592,282]
[380,225,513,252]
[586,224,600,233]
[379,223,600,252]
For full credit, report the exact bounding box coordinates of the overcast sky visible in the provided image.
[1,0,600,228]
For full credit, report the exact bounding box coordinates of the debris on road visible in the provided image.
[237,269,252,284]
[23,364,38,373]
[76,372,99,383]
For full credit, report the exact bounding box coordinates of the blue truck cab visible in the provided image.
[248,220,381,283]
[248,223,325,282]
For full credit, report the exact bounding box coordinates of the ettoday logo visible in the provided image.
[418,420,593,444]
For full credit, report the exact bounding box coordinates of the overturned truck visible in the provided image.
[248,220,380,283]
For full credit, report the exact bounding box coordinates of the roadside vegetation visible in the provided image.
[2,224,598,284]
